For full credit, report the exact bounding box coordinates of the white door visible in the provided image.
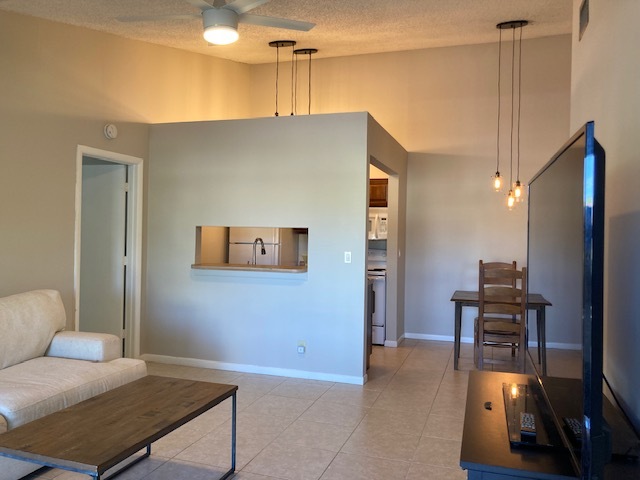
[79,157,127,350]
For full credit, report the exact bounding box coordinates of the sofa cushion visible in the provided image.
[0,290,66,369]
[46,331,121,362]
[0,356,147,430]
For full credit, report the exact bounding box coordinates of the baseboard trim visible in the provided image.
[140,354,366,385]
[403,333,581,351]
[405,332,472,343]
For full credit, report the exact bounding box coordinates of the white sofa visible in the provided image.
[0,289,147,480]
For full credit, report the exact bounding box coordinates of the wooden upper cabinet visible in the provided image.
[369,179,388,207]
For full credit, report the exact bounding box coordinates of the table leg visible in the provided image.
[454,302,462,370]
[100,444,151,480]
[219,392,237,480]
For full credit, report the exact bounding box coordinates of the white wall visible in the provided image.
[570,0,640,428]
[249,36,571,342]
[145,113,405,383]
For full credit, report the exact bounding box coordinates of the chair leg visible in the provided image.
[474,319,483,370]
[518,324,527,373]
[518,347,525,373]
[475,319,484,371]
[473,322,477,368]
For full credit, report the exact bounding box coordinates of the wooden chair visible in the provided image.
[480,261,518,355]
[475,260,527,372]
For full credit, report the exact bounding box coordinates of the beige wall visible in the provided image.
[0,10,250,324]
[145,113,406,382]
[1,9,572,359]
[250,35,572,341]
[369,165,389,179]
[570,0,640,427]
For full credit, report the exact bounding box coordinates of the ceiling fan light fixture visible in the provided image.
[204,25,239,45]
[203,8,239,45]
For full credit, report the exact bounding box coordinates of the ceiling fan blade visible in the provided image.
[185,0,215,11]
[225,0,269,15]
[239,13,315,31]
[117,14,199,22]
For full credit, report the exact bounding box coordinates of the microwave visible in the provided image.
[368,208,388,240]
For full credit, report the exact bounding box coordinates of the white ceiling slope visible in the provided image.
[0,0,572,64]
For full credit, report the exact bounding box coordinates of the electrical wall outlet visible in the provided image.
[297,340,306,354]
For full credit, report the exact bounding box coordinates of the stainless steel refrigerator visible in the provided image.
[227,227,285,265]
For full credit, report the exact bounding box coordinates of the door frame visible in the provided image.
[74,145,144,358]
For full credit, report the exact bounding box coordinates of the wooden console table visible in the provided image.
[450,290,551,373]
[0,375,237,480]
[461,371,576,480]
[461,370,640,479]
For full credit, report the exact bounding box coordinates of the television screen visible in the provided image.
[527,121,606,478]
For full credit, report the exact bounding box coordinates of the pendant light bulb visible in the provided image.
[493,172,503,192]
[514,180,524,202]
[507,189,515,210]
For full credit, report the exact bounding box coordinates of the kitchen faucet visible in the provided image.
[251,237,266,264]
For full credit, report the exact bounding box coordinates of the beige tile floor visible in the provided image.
[26,339,483,480]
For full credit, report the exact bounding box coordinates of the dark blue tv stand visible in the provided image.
[461,371,640,479]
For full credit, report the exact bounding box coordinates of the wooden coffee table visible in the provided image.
[0,375,237,480]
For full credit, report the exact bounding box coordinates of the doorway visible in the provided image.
[74,146,143,358]
[368,157,402,349]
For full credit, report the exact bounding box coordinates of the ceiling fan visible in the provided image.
[118,0,315,46]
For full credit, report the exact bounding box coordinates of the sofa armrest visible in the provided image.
[45,331,121,362]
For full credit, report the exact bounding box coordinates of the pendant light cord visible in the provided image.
[274,45,280,116]
[496,28,502,175]
[509,27,515,188]
[293,54,298,115]
[290,46,295,115]
[516,25,523,183]
[308,52,312,114]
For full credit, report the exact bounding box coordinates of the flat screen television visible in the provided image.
[527,121,607,478]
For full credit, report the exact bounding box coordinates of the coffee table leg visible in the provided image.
[99,444,151,480]
[219,392,237,480]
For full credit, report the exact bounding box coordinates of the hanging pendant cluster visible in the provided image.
[269,40,318,117]
[493,20,528,210]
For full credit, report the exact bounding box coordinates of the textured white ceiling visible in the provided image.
[0,0,573,64]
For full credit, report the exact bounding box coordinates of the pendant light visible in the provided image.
[492,24,504,193]
[294,48,318,115]
[269,40,296,117]
[494,20,528,208]
[513,22,526,203]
